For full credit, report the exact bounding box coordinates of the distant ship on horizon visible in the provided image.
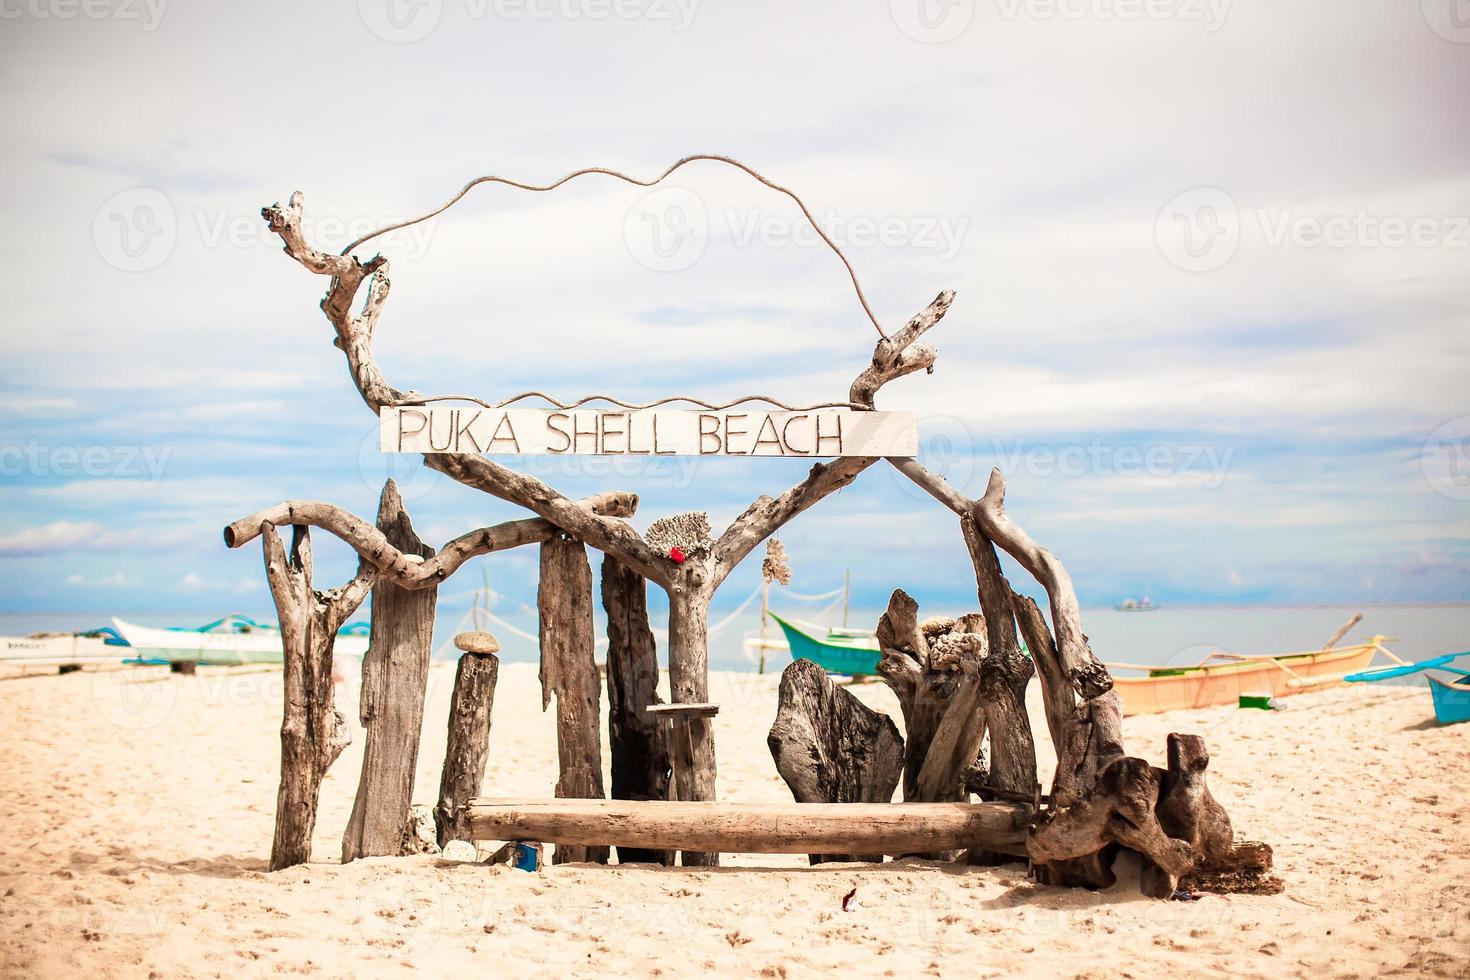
[1115,596,1160,612]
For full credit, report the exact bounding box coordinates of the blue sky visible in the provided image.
[1,1,1467,619]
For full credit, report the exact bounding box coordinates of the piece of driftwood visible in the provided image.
[261,188,954,841]
[466,798,1030,857]
[1182,840,1284,895]
[601,554,672,865]
[538,534,608,865]
[960,516,1036,796]
[261,523,373,871]
[343,481,439,863]
[435,645,499,848]
[767,659,904,864]
[223,491,637,588]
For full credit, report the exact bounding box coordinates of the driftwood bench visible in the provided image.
[465,798,1031,858]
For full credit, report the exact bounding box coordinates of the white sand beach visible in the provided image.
[1,662,1465,978]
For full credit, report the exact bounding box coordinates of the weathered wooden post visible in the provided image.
[538,533,609,865]
[767,659,903,864]
[259,523,373,871]
[342,481,439,863]
[436,631,500,848]
[601,554,672,865]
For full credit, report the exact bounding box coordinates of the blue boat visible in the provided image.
[1428,672,1470,725]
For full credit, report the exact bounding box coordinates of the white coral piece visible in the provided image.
[645,511,713,557]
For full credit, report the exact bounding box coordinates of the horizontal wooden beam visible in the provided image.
[466,798,1031,857]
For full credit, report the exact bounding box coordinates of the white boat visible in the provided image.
[0,631,125,667]
[112,615,370,666]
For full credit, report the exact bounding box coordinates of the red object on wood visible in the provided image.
[668,547,687,564]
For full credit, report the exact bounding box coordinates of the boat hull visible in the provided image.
[769,614,880,676]
[0,633,121,664]
[1428,676,1470,725]
[112,618,370,666]
[1112,644,1377,716]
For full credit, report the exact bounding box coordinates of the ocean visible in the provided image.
[4,603,1467,675]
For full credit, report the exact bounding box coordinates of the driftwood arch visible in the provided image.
[229,158,1270,893]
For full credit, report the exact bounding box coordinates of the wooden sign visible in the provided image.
[381,407,919,457]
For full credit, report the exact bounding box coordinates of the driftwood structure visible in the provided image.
[767,659,903,863]
[225,157,1268,895]
[258,523,372,872]
[435,631,500,848]
[342,481,438,863]
[601,555,673,865]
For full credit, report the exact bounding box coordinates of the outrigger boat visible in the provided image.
[767,612,881,677]
[1106,636,1391,716]
[1346,650,1470,726]
[112,614,370,666]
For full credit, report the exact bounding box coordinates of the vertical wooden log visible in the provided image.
[539,534,608,865]
[767,659,904,864]
[600,555,672,865]
[667,587,718,866]
[342,480,438,863]
[435,647,500,848]
[961,516,1037,796]
[264,523,370,871]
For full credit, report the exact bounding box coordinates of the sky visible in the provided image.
[0,0,1467,623]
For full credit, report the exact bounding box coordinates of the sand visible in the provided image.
[1,661,1466,978]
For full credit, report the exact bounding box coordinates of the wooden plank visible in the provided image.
[465,798,1031,857]
[644,702,720,718]
[381,407,919,458]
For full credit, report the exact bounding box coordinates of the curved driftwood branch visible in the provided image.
[224,490,639,589]
[849,290,954,409]
[709,457,875,589]
[973,467,1123,805]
